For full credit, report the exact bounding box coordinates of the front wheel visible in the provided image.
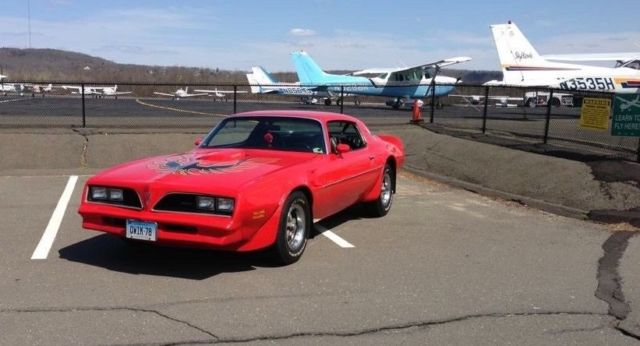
[272,191,310,265]
[366,164,394,217]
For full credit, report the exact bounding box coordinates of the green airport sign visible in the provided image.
[612,94,640,136]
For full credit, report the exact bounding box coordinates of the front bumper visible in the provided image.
[79,202,271,251]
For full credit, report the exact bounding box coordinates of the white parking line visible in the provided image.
[314,224,355,248]
[31,175,78,260]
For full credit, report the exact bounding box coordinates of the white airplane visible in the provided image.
[617,95,640,112]
[153,87,208,100]
[193,87,246,101]
[246,66,329,105]
[25,83,53,97]
[99,85,132,99]
[0,82,25,96]
[489,21,640,93]
[61,85,103,96]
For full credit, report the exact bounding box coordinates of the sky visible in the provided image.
[1,0,638,72]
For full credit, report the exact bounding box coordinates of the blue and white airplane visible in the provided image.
[291,51,471,108]
[246,66,324,104]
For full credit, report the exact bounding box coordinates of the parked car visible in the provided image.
[78,110,405,264]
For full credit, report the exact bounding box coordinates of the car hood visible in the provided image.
[89,148,318,194]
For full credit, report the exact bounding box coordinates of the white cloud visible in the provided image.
[289,28,316,37]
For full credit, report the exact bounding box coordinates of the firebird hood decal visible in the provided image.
[147,154,281,176]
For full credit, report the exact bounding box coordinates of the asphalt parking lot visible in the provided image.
[1,171,638,345]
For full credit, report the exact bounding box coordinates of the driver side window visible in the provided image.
[328,121,366,152]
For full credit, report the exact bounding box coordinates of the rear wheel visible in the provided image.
[324,98,332,106]
[366,163,394,217]
[272,191,310,265]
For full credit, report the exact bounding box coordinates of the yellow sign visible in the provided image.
[580,97,611,130]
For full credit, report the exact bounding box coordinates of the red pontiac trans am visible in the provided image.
[78,110,404,264]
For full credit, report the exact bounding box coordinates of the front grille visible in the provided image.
[154,194,200,213]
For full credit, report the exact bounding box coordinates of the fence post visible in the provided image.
[429,80,436,123]
[81,82,86,128]
[543,89,554,144]
[233,85,237,114]
[340,86,344,114]
[481,85,489,133]
[637,138,640,163]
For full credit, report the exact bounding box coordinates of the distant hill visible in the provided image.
[0,48,246,84]
[0,47,501,85]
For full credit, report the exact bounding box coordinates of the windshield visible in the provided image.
[202,116,326,154]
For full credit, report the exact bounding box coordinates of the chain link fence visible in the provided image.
[0,81,637,161]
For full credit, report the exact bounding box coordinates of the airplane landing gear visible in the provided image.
[324,98,332,106]
[388,97,405,109]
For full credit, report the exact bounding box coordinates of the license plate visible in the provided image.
[126,220,157,241]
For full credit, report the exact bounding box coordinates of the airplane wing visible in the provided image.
[61,85,81,91]
[153,92,175,97]
[543,52,640,62]
[351,56,472,75]
[114,91,133,95]
[194,89,248,94]
[182,93,209,97]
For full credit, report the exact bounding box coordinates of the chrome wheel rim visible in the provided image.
[381,170,392,209]
[286,201,306,252]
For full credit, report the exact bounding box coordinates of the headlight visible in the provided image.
[196,196,216,211]
[196,196,234,215]
[109,188,123,201]
[217,198,235,213]
[90,186,107,200]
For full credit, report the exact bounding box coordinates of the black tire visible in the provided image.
[272,191,310,265]
[366,163,394,217]
[324,98,332,106]
[550,97,561,107]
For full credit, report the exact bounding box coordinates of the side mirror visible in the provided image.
[336,143,351,154]
[194,137,202,146]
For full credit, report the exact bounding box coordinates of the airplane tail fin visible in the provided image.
[251,66,280,84]
[490,22,555,84]
[490,22,545,66]
[246,73,262,93]
[291,51,329,84]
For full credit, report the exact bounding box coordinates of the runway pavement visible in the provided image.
[0,172,638,345]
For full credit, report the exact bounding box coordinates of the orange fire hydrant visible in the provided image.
[411,99,424,123]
